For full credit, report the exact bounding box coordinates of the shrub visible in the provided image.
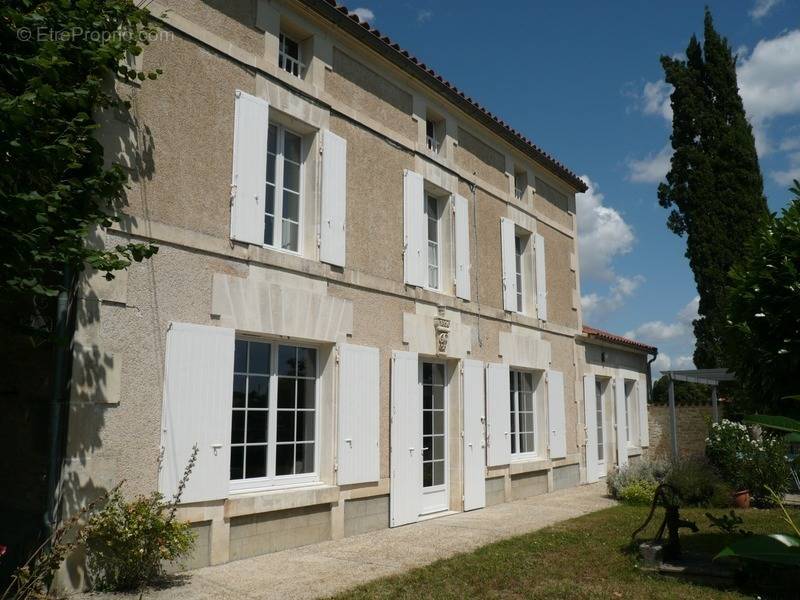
[607,458,670,501]
[664,459,731,507]
[618,480,660,506]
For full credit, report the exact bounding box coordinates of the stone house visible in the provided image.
[62,0,657,581]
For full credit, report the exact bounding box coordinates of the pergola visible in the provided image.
[662,368,736,457]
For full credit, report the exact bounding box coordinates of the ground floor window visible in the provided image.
[230,339,318,489]
[509,370,536,456]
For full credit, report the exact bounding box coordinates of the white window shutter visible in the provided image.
[500,218,516,311]
[159,323,235,504]
[583,374,599,483]
[637,380,649,447]
[403,170,426,287]
[548,370,566,459]
[485,362,511,466]
[462,359,485,511]
[320,129,347,267]
[534,233,548,321]
[453,194,471,300]
[614,377,628,467]
[337,344,380,485]
[230,90,269,245]
[390,351,421,526]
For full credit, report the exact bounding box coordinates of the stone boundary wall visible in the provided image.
[647,403,717,459]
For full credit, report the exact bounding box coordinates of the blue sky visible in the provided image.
[349,0,800,376]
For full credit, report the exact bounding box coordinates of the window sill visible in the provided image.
[224,483,339,519]
[508,457,549,475]
[627,446,643,457]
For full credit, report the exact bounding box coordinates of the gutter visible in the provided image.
[646,350,658,406]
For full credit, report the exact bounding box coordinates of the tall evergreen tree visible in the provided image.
[658,9,768,368]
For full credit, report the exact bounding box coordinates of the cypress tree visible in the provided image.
[658,8,768,368]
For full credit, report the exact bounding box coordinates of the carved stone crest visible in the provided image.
[434,316,450,356]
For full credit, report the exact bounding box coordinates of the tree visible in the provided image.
[657,9,769,369]
[0,0,161,337]
[651,375,709,405]
[723,182,800,417]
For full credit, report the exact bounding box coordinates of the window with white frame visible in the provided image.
[426,195,441,289]
[278,33,304,78]
[514,168,527,200]
[265,123,302,252]
[514,234,525,313]
[595,379,605,462]
[509,370,536,456]
[422,361,446,488]
[230,339,318,489]
[426,118,442,153]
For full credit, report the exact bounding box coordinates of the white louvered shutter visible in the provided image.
[534,233,548,321]
[230,90,269,245]
[454,193,471,300]
[337,344,379,485]
[500,218,517,311]
[486,362,511,466]
[159,323,235,503]
[547,370,566,459]
[637,380,649,447]
[390,351,421,526]
[615,377,628,467]
[462,359,485,510]
[583,374,599,483]
[403,170,426,287]
[320,129,347,267]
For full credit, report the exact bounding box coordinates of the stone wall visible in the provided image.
[647,403,716,459]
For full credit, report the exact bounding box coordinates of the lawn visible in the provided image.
[330,505,798,599]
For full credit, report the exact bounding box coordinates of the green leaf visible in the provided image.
[715,534,800,567]
[743,414,800,433]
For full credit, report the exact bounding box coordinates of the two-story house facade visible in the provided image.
[61,0,655,580]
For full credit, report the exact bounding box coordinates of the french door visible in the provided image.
[420,360,448,515]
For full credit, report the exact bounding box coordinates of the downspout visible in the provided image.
[44,266,75,533]
[646,349,657,406]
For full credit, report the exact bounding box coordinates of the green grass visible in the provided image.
[330,505,798,599]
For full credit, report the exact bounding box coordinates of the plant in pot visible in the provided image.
[706,420,754,507]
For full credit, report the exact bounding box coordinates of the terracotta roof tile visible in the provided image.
[583,325,657,354]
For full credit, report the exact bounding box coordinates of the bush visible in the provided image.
[618,480,660,506]
[706,419,792,503]
[664,459,731,507]
[607,458,670,501]
[84,489,195,591]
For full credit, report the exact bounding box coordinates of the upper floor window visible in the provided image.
[265,123,302,252]
[514,234,525,313]
[279,33,304,78]
[514,168,527,200]
[426,119,441,153]
[230,339,318,490]
[509,370,536,456]
[426,195,441,289]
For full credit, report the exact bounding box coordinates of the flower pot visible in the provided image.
[732,489,750,508]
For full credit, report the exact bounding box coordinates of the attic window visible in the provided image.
[426,113,444,154]
[514,168,527,200]
[279,33,304,77]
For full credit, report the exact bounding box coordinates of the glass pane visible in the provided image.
[423,386,432,410]
[297,379,315,409]
[282,189,299,225]
[296,410,315,442]
[246,445,267,479]
[248,375,269,409]
[522,413,534,433]
[432,364,444,385]
[422,462,432,487]
[423,410,432,436]
[278,346,296,376]
[284,131,301,163]
[234,341,247,373]
[232,375,246,408]
[275,444,294,476]
[295,443,314,473]
[422,437,432,461]
[277,410,295,443]
[510,407,516,433]
[427,217,437,241]
[268,124,277,154]
[283,161,300,194]
[433,460,444,486]
[246,410,268,444]
[433,435,444,460]
[264,215,274,246]
[231,410,245,444]
[511,434,516,454]
[432,386,444,410]
[422,363,432,384]
[248,343,270,374]
[519,391,533,413]
[521,372,533,393]
[297,347,316,377]
[281,219,299,251]
[433,410,444,434]
[265,184,275,215]
[230,446,244,480]
[521,433,535,454]
[277,377,295,409]
[267,153,276,185]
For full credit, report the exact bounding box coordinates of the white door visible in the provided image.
[390,351,421,527]
[595,379,607,476]
[462,359,485,511]
[420,360,448,515]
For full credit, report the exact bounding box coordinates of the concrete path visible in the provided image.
[78,483,615,600]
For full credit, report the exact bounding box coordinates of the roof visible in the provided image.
[582,325,657,354]
[662,368,736,385]
[303,0,588,193]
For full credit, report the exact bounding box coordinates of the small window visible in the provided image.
[595,380,605,462]
[509,370,536,456]
[279,33,304,78]
[265,123,302,252]
[230,339,318,490]
[514,234,525,313]
[425,113,444,154]
[514,169,527,200]
[425,195,441,289]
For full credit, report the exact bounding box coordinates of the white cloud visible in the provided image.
[677,295,699,324]
[417,9,433,23]
[749,0,783,20]
[576,176,636,282]
[351,7,375,23]
[674,355,696,370]
[624,321,687,342]
[582,275,644,321]
[779,136,800,152]
[626,145,672,183]
[738,30,800,124]
[652,353,672,377]
[770,151,800,186]
[642,80,673,121]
